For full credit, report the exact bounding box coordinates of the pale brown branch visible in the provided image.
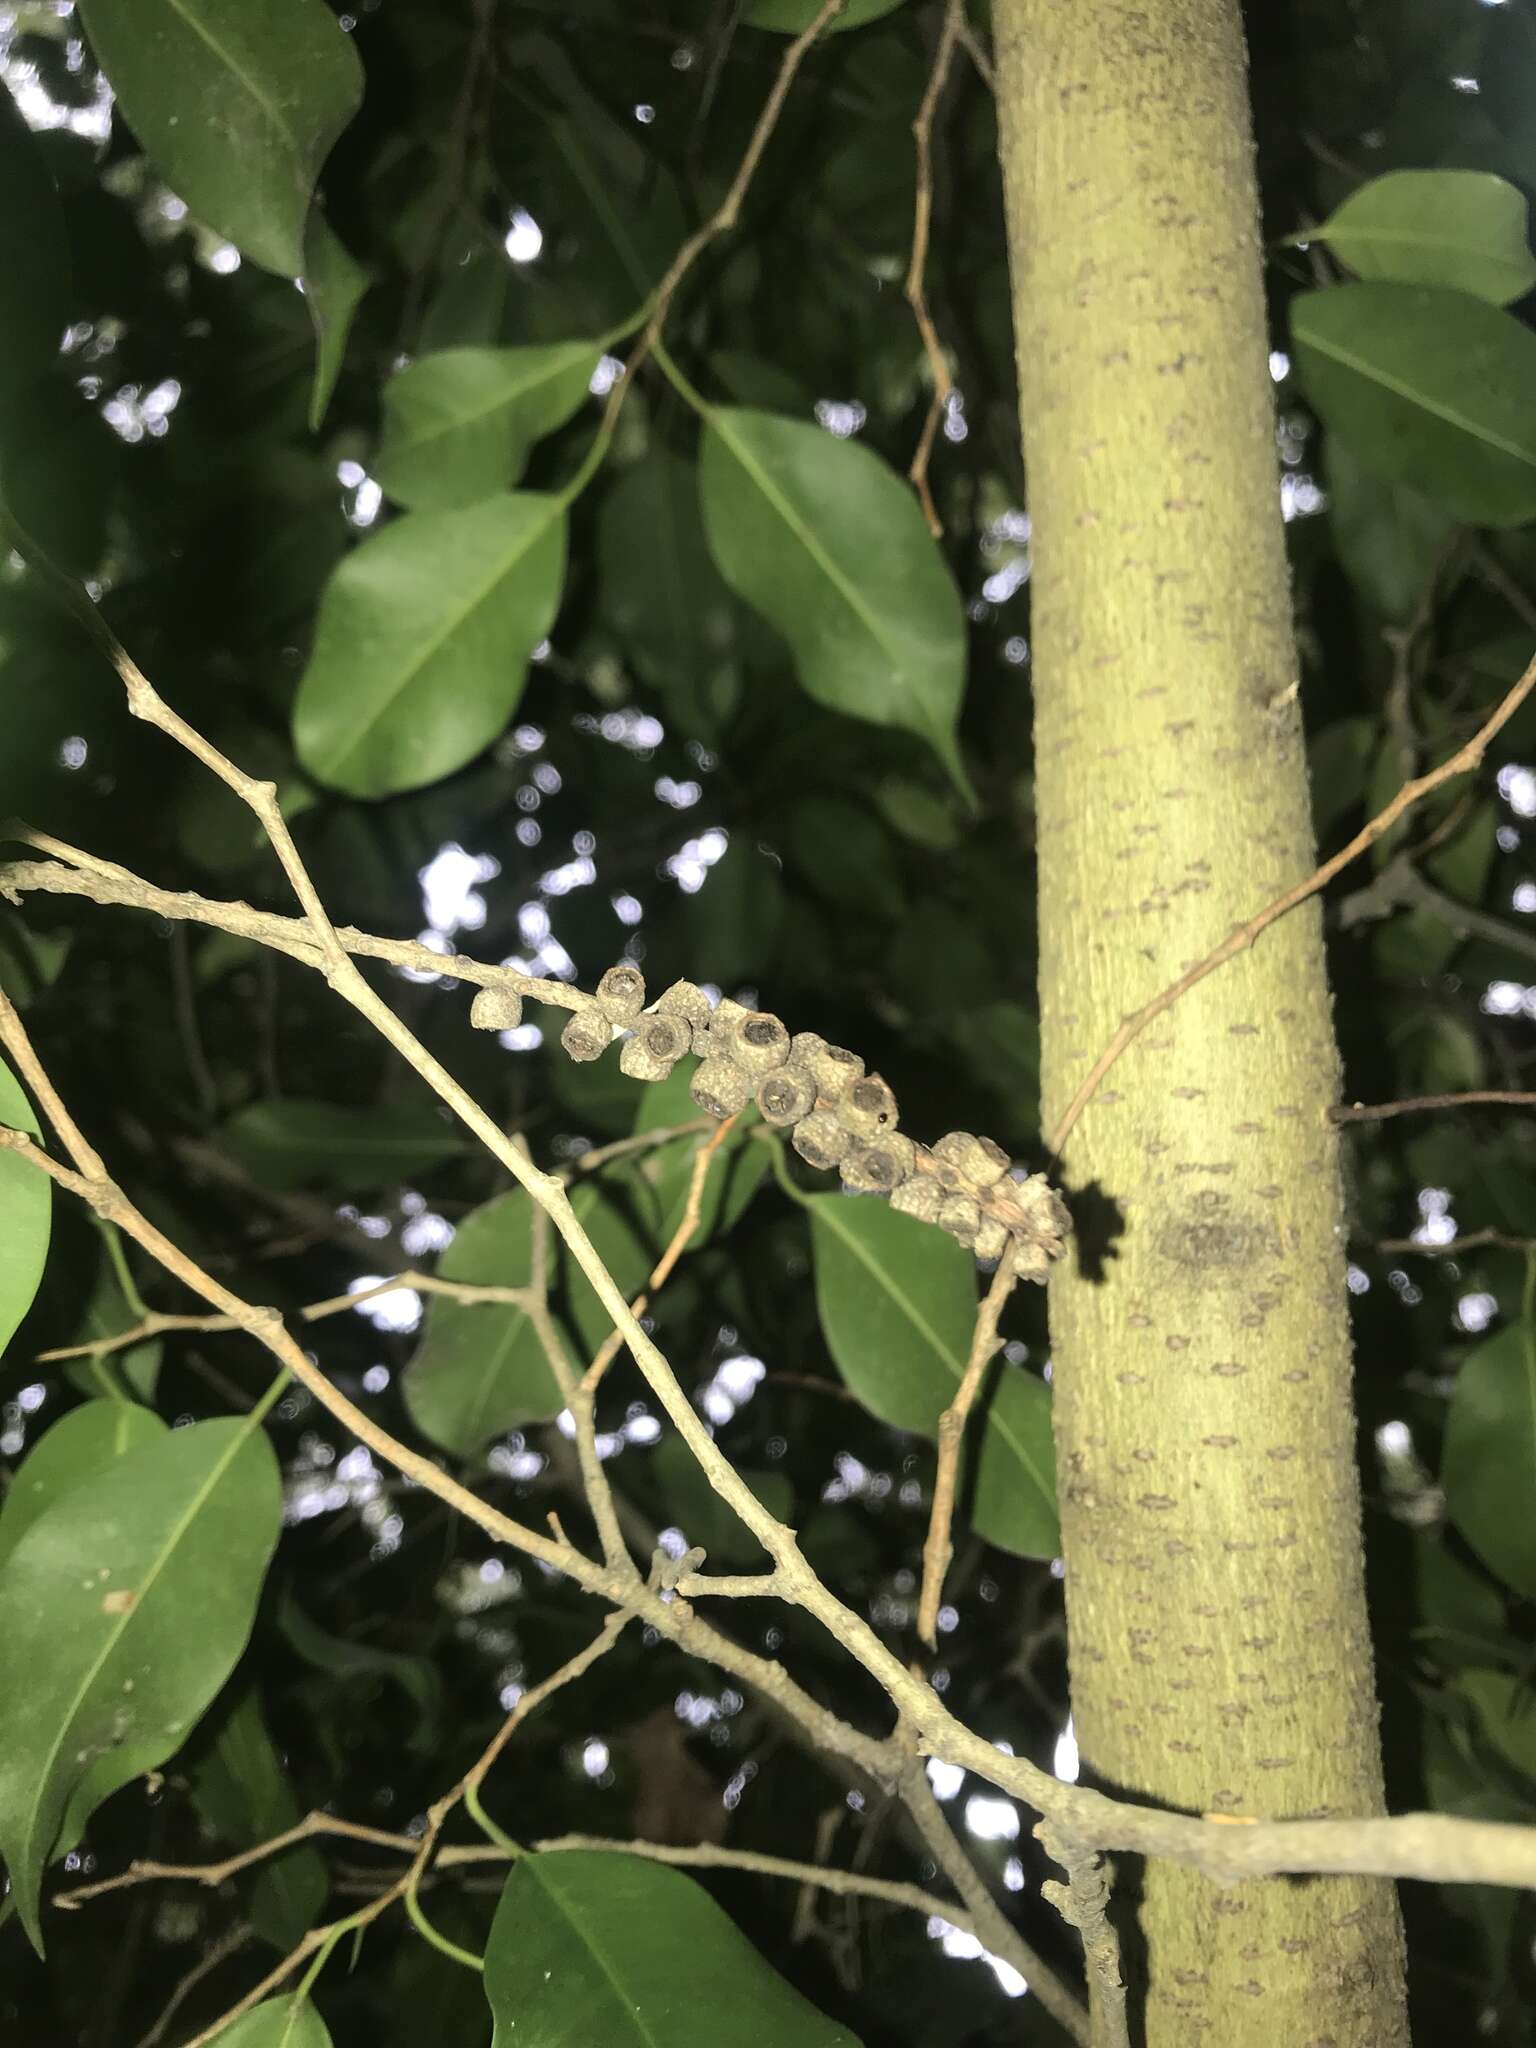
[918,1246,1017,1649]
[1047,648,1536,1158]
[1037,1823,1129,2048]
[904,0,964,535]
[528,1834,977,1930]
[55,1815,417,1909]
[1373,1227,1533,1257]
[134,1918,254,2048]
[1333,1091,1536,1125]
[956,14,995,90]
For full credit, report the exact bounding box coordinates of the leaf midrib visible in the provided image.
[709,414,911,683]
[1299,325,1536,468]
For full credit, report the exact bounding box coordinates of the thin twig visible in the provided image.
[1047,648,1536,1158]
[134,1919,253,2048]
[1037,1824,1130,2048]
[918,1245,1017,1649]
[904,0,964,534]
[1333,1092,1536,1125]
[1372,1227,1533,1258]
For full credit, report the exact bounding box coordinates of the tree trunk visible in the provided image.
[992,4,1410,2042]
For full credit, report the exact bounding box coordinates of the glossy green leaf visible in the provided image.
[75,0,363,278]
[0,1050,49,1362]
[698,408,969,793]
[0,1400,164,1576]
[190,1685,328,1950]
[293,494,566,797]
[303,212,368,431]
[597,449,740,738]
[1306,171,1536,305]
[485,1851,861,2048]
[0,1417,281,1949]
[376,344,599,511]
[745,0,905,30]
[1292,284,1536,527]
[276,1585,444,1754]
[211,1997,333,2048]
[403,1179,648,1455]
[218,1099,465,1191]
[402,1222,552,1452]
[1442,1321,1536,1599]
[0,84,71,417]
[807,1196,1058,1558]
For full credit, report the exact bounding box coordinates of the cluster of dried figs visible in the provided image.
[473,966,1070,1277]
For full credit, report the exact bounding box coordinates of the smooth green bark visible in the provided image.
[993,4,1410,2041]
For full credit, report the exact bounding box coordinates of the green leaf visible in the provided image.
[276,1584,444,1755]
[75,0,363,279]
[698,409,970,794]
[807,1196,1058,1558]
[1442,1320,1536,1600]
[597,448,740,739]
[0,1400,165,1577]
[303,212,368,431]
[402,1200,550,1458]
[1305,171,1536,305]
[485,1851,861,2048]
[1414,1532,1510,1672]
[376,344,599,511]
[745,0,905,30]
[0,1417,281,1949]
[0,1051,49,1363]
[1325,437,1457,626]
[0,85,71,418]
[218,1099,465,1192]
[293,494,567,798]
[1292,284,1536,527]
[189,1685,328,1950]
[208,1997,333,2048]
[1457,1670,1536,1792]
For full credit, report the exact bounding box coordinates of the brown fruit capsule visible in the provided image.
[657,979,712,1027]
[690,996,747,1058]
[789,1032,864,1101]
[731,1010,791,1073]
[620,1011,690,1081]
[1010,1235,1053,1282]
[792,1110,851,1171]
[938,1192,981,1246]
[973,1217,1009,1262]
[596,963,646,1021]
[840,1133,917,1194]
[756,1066,816,1126]
[837,1074,898,1138]
[890,1175,946,1224]
[690,1056,752,1120]
[560,1009,610,1063]
[1010,1173,1072,1249]
[932,1130,1010,1192]
[469,985,523,1032]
